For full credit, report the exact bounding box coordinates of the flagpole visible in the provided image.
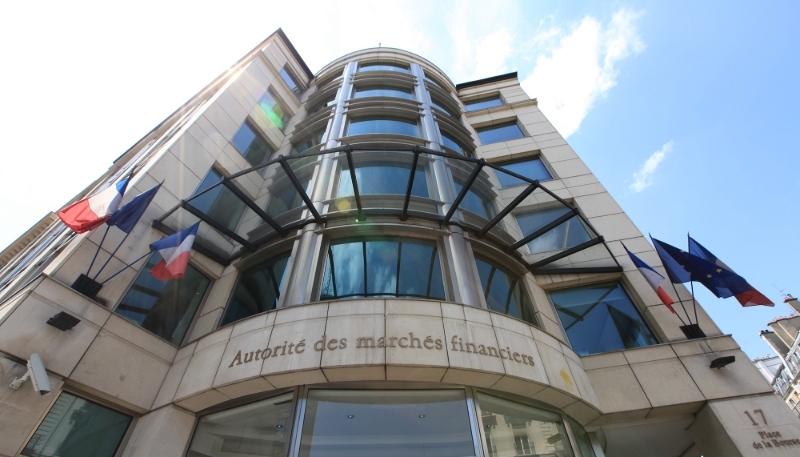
[648,233,693,325]
[688,233,700,325]
[98,251,151,285]
[92,230,132,281]
[85,225,109,277]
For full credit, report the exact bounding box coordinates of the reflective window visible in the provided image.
[431,98,459,118]
[191,169,246,233]
[516,207,591,254]
[454,180,495,220]
[477,121,525,144]
[222,252,291,326]
[338,163,428,198]
[478,392,574,457]
[307,96,336,117]
[188,393,293,457]
[280,66,303,97]
[425,76,444,89]
[360,62,409,73]
[299,390,475,457]
[567,418,597,457]
[348,117,419,137]
[496,158,552,187]
[292,129,326,154]
[259,89,291,132]
[353,85,414,100]
[266,171,313,217]
[116,253,211,345]
[21,392,132,457]
[320,237,445,300]
[232,121,274,167]
[550,282,658,355]
[441,131,473,157]
[465,96,503,111]
[475,256,537,326]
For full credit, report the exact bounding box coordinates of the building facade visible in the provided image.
[757,296,800,418]
[1,29,799,457]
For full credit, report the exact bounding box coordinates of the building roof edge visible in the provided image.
[456,72,518,90]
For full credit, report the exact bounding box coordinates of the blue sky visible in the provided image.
[1,1,798,358]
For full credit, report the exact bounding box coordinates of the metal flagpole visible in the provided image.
[668,281,692,326]
[99,251,151,285]
[85,225,109,277]
[687,233,700,325]
[92,231,132,281]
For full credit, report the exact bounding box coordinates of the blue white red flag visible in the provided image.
[58,177,130,233]
[149,222,199,280]
[624,245,676,313]
[107,183,161,234]
[688,236,774,307]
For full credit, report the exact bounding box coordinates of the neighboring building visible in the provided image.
[1,29,798,457]
[757,296,800,418]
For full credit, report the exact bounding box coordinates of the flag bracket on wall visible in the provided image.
[679,324,706,340]
[70,274,103,299]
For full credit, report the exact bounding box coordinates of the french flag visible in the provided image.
[625,245,676,313]
[58,177,130,233]
[149,223,200,280]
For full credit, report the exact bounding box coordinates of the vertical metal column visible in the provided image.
[282,62,356,307]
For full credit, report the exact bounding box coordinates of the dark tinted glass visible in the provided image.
[478,393,575,457]
[568,417,597,457]
[22,392,132,457]
[464,96,503,111]
[441,132,472,157]
[320,238,445,300]
[292,129,325,154]
[348,118,419,137]
[550,282,658,355]
[354,86,414,100]
[280,67,302,97]
[475,256,537,326]
[116,253,210,345]
[191,169,246,232]
[299,390,475,457]
[430,98,459,117]
[266,172,313,217]
[307,97,336,117]
[477,122,524,144]
[516,207,591,253]
[222,252,290,326]
[188,393,293,457]
[360,63,409,73]
[259,90,291,131]
[232,122,273,166]
[454,180,495,219]
[496,158,552,187]
[338,164,428,198]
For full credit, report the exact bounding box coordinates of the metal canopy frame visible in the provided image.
[152,144,622,275]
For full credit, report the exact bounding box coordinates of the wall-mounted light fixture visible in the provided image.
[710,356,735,369]
[46,312,80,331]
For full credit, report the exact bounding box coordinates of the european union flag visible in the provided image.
[651,237,691,284]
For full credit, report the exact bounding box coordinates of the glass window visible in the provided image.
[360,62,409,73]
[266,171,313,217]
[425,76,443,89]
[353,85,414,100]
[299,390,475,457]
[475,256,537,326]
[232,121,274,167]
[187,392,293,457]
[21,392,132,457]
[477,392,574,457]
[431,98,459,118]
[496,158,552,187]
[307,96,336,117]
[465,96,503,111]
[338,163,428,198]
[454,180,495,220]
[348,117,419,137]
[477,121,525,144]
[222,252,291,326]
[549,282,659,355]
[441,131,473,157]
[516,207,591,254]
[116,253,211,345]
[280,66,303,97]
[259,89,291,132]
[320,237,445,300]
[190,169,246,233]
[292,129,326,154]
[567,418,597,457]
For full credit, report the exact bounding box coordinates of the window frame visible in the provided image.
[18,387,138,457]
[475,120,526,145]
[333,155,432,201]
[471,252,539,327]
[547,280,660,356]
[190,166,249,235]
[463,94,504,112]
[315,234,450,302]
[231,118,277,167]
[259,87,294,133]
[351,84,415,101]
[345,115,421,139]
[514,204,592,255]
[358,62,410,73]
[112,250,215,347]
[280,65,304,99]
[494,155,554,187]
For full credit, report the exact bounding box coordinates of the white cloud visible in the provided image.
[521,9,644,137]
[630,141,673,192]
